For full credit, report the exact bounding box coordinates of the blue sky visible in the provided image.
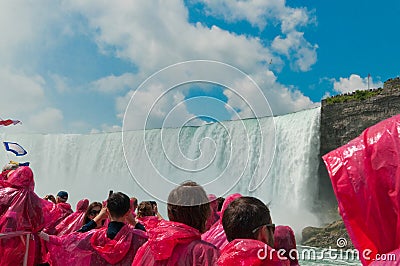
[0,0,398,133]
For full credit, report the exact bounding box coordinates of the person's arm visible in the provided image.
[93,205,108,225]
[76,220,97,233]
[77,206,108,233]
[38,231,62,245]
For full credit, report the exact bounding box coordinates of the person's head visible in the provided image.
[222,196,275,247]
[167,181,210,233]
[84,202,102,225]
[137,201,154,218]
[6,166,34,190]
[1,161,19,180]
[56,191,68,203]
[274,225,298,265]
[107,192,130,220]
[76,198,89,212]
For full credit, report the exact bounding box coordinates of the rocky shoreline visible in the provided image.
[301,220,354,249]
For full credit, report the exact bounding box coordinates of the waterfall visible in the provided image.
[0,107,321,235]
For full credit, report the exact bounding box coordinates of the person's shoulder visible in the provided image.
[125,223,148,239]
[189,239,220,254]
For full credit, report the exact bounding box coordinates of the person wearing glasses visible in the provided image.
[217,196,289,265]
[76,201,103,233]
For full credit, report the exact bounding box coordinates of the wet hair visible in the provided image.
[167,181,210,233]
[107,192,130,218]
[137,201,154,218]
[83,202,102,225]
[222,196,271,242]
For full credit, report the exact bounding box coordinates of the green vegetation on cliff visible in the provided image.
[325,88,383,104]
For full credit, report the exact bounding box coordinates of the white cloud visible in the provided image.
[0,67,65,133]
[0,67,46,114]
[65,0,317,128]
[28,108,64,133]
[191,0,313,32]
[50,74,70,93]
[90,124,122,134]
[333,74,383,94]
[0,0,319,132]
[90,73,136,93]
[272,31,318,71]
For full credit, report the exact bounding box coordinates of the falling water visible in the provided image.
[0,107,322,235]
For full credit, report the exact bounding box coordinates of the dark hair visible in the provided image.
[137,201,154,218]
[217,197,225,212]
[107,192,130,218]
[83,202,102,225]
[222,196,271,242]
[130,197,138,209]
[167,181,210,233]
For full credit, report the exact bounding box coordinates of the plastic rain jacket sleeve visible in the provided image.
[0,166,56,266]
[323,114,400,265]
[46,224,148,265]
[217,238,289,266]
[132,219,220,265]
[202,193,242,250]
[54,198,89,236]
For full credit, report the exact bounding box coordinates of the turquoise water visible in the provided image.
[298,246,362,265]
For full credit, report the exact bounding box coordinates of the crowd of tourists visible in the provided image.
[0,161,298,265]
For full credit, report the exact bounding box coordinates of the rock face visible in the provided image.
[318,77,400,208]
[302,220,354,249]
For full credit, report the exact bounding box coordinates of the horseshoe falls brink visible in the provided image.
[0,107,321,234]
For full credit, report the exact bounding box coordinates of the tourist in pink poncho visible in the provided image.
[39,191,148,265]
[132,181,220,265]
[0,166,55,266]
[205,194,220,231]
[217,197,289,266]
[43,190,73,235]
[274,226,299,266]
[54,198,89,236]
[202,193,242,249]
[323,114,400,265]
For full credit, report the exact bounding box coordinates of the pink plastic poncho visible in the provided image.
[202,193,242,250]
[205,194,220,231]
[274,226,299,266]
[44,201,73,235]
[132,219,220,265]
[46,224,148,265]
[323,114,400,265]
[54,198,89,236]
[217,238,289,266]
[0,166,55,266]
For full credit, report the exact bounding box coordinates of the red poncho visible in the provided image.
[46,224,148,265]
[202,193,242,250]
[54,198,89,236]
[0,166,55,266]
[217,239,289,266]
[44,201,73,235]
[323,114,400,265]
[274,226,299,266]
[132,220,220,265]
